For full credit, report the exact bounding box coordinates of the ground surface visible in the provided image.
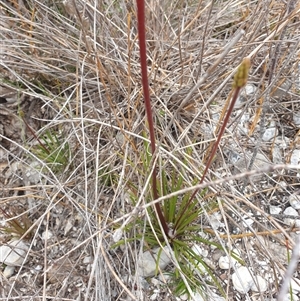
[0,0,300,300]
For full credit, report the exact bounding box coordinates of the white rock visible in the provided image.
[262,127,278,142]
[284,207,298,216]
[191,259,207,274]
[283,207,300,226]
[190,245,209,273]
[86,263,91,272]
[289,194,300,210]
[232,266,253,293]
[3,266,15,278]
[251,275,268,292]
[203,258,215,270]
[0,240,29,266]
[218,255,238,270]
[113,228,123,242]
[219,256,230,269]
[269,205,282,215]
[41,230,53,240]
[24,162,41,184]
[83,256,93,264]
[201,123,214,140]
[150,277,160,286]
[290,149,300,165]
[287,219,300,227]
[150,292,159,300]
[138,247,172,277]
[192,244,203,257]
[242,213,254,228]
[202,249,208,258]
[293,111,300,127]
[210,213,224,229]
[244,84,256,95]
[158,273,172,282]
[274,136,290,150]
[35,265,43,271]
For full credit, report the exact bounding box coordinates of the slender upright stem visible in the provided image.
[174,58,251,231]
[136,0,169,236]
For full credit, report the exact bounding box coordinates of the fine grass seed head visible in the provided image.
[233,57,251,89]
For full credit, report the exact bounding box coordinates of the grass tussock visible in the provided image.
[0,0,300,300]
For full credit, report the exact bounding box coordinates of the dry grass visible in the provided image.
[0,0,300,300]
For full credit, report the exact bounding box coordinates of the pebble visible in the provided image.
[210,213,224,229]
[3,266,15,278]
[289,194,300,210]
[242,213,254,228]
[0,240,29,266]
[283,206,297,216]
[34,265,43,271]
[202,249,208,257]
[251,275,268,292]
[151,278,160,286]
[262,126,278,142]
[41,230,53,240]
[218,255,238,270]
[191,244,203,257]
[212,249,223,262]
[232,266,253,293]
[158,273,172,283]
[83,256,93,264]
[150,292,159,300]
[283,207,300,227]
[138,247,172,277]
[269,205,282,215]
[274,136,290,150]
[190,244,211,273]
[290,149,300,166]
[232,267,252,293]
[24,161,41,184]
[113,228,123,242]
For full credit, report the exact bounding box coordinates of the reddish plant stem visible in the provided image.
[136,0,169,236]
[174,87,241,230]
